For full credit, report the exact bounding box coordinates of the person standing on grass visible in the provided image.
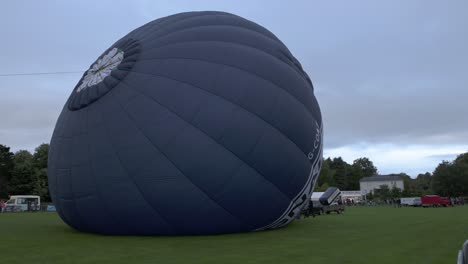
[1,199,5,213]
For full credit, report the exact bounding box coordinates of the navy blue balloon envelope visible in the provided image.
[48,11,323,235]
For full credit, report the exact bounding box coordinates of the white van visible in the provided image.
[5,195,41,212]
[401,197,422,207]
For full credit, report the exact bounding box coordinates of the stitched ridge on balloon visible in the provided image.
[122,69,314,211]
[67,109,93,232]
[122,64,315,160]
[134,12,282,48]
[132,55,316,123]
[257,146,322,230]
[123,81,294,229]
[136,22,288,58]
[94,107,177,234]
[52,111,73,205]
[135,27,306,80]
[119,76,295,206]
[98,93,214,233]
[131,12,222,40]
[131,13,289,55]
[210,162,289,228]
[116,80,257,231]
[124,69,312,178]
[84,105,137,234]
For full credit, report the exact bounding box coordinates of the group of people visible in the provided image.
[450,197,465,206]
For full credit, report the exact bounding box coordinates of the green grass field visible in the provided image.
[0,206,467,264]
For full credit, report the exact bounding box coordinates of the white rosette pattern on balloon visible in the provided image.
[77,48,124,93]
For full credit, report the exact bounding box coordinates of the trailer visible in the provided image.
[421,195,450,207]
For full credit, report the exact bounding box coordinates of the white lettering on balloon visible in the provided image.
[256,120,323,231]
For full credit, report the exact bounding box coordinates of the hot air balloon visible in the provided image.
[48,11,323,235]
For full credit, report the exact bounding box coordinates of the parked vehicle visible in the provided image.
[320,187,345,214]
[319,187,341,206]
[322,202,345,214]
[421,195,450,207]
[301,192,324,217]
[401,197,422,207]
[4,195,41,212]
[302,187,345,217]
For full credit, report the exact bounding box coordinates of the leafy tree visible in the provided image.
[316,182,330,192]
[451,153,468,195]
[353,157,378,178]
[33,168,49,201]
[315,156,379,191]
[432,153,468,196]
[32,144,50,201]
[8,150,36,195]
[347,163,363,190]
[0,144,14,198]
[375,184,390,200]
[393,173,419,196]
[33,144,48,169]
[1,144,51,201]
[315,158,336,190]
[391,185,402,198]
[344,157,378,191]
[330,157,348,190]
[415,172,432,194]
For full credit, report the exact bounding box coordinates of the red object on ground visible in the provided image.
[421,195,451,206]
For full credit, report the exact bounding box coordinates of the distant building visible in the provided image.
[341,190,363,202]
[359,175,404,195]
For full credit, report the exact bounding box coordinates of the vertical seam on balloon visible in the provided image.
[216,107,242,142]
[123,69,311,163]
[118,78,292,204]
[129,56,315,132]
[68,110,91,232]
[121,81,293,229]
[97,100,178,233]
[54,108,73,224]
[122,73,315,229]
[207,66,244,143]
[49,105,75,207]
[56,112,76,226]
[210,162,246,201]
[116,81,255,231]
[84,106,126,234]
[123,70,309,201]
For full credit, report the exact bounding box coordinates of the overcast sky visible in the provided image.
[1,0,467,177]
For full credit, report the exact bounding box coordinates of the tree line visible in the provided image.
[0,144,50,201]
[315,153,468,198]
[1,142,467,202]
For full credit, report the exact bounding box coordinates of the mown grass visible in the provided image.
[0,206,467,264]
